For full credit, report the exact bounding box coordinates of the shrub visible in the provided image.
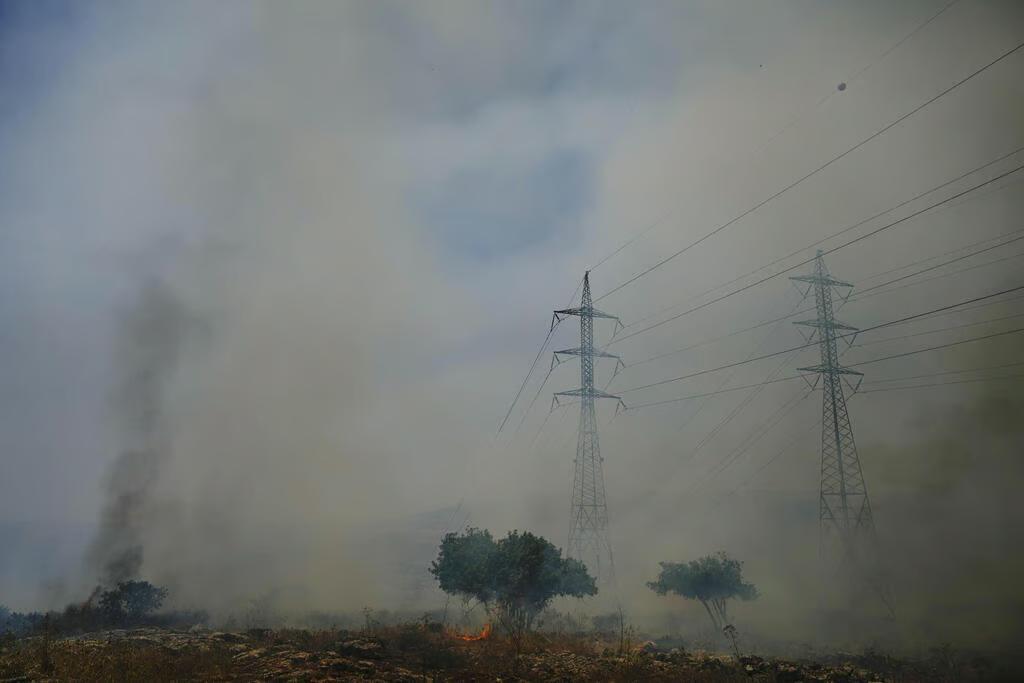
[430,528,597,648]
[98,580,168,624]
[647,551,757,633]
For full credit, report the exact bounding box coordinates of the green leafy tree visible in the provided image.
[430,527,498,607]
[647,552,757,632]
[98,580,168,623]
[489,530,595,638]
[430,528,596,647]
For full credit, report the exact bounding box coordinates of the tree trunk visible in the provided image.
[699,600,721,631]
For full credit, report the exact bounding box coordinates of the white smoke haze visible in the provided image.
[1,0,1023,652]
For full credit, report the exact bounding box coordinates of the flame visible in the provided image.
[452,622,492,641]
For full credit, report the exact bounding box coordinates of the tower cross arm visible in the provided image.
[554,388,623,401]
[553,306,621,323]
[789,274,853,288]
[793,318,858,331]
[797,364,864,376]
[553,346,621,360]
[552,346,624,372]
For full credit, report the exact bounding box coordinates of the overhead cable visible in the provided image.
[596,39,1024,302]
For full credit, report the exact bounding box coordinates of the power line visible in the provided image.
[683,349,801,464]
[707,418,823,509]
[788,251,891,613]
[855,311,1024,347]
[903,291,1024,322]
[595,38,1024,303]
[704,365,1021,506]
[676,360,1021,509]
[513,320,622,438]
[585,0,962,277]
[709,362,1022,503]
[853,224,1024,286]
[846,0,962,82]
[712,363,1024,490]
[621,230,1024,367]
[941,174,1024,213]
[860,360,1024,384]
[620,145,1024,334]
[638,254,1015,497]
[497,325,559,434]
[855,233,1024,296]
[617,285,1024,393]
[852,249,1024,303]
[688,388,813,492]
[551,272,624,582]
[588,214,666,272]
[846,326,1024,370]
[496,276,584,435]
[857,372,1024,394]
[528,400,565,450]
[658,294,807,463]
[609,162,1024,345]
[627,354,1024,410]
[627,376,803,410]
[513,366,556,437]
[754,0,963,158]
[529,367,623,455]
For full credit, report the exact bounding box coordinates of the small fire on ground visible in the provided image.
[451,623,492,641]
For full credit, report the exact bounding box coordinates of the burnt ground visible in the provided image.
[0,625,1014,682]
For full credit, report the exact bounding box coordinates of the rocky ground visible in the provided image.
[0,626,1010,681]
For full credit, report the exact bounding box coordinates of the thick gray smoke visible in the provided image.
[0,0,1021,651]
[872,387,1024,649]
[87,281,195,586]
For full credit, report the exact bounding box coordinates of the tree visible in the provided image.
[98,580,168,624]
[430,527,498,607]
[489,530,596,639]
[647,552,757,633]
[430,528,597,646]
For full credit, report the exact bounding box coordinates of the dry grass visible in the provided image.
[0,637,236,681]
[0,624,1015,682]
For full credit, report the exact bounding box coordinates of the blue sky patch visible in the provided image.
[420,148,590,262]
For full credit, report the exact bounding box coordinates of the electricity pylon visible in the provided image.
[551,271,624,583]
[791,251,892,615]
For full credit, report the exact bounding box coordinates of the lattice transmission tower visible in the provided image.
[550,271,624,583]
[791,251,892,614]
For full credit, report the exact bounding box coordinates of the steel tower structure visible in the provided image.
[791,251,891,612]
[551,272,624,582]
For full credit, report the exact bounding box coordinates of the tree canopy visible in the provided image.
[98,580,169,622]
[647,551,757,632]
[430,528,596,637]
[2,580,179,636]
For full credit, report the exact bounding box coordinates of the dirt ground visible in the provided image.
[0,625,1013,682]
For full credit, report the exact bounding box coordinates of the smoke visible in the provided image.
[0,0,1022,649]
[872,385,1024,649]
[87,281,196,585]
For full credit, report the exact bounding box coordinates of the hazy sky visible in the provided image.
[1,0,1022,647]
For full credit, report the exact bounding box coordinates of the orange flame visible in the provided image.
[452,622,492,641]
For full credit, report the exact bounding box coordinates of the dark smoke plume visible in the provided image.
[87,280,194,586]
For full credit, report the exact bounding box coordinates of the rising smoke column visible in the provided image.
[86,280,195,586]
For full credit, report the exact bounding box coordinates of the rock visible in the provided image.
[337,637,384,658]
[0,624,965,681]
